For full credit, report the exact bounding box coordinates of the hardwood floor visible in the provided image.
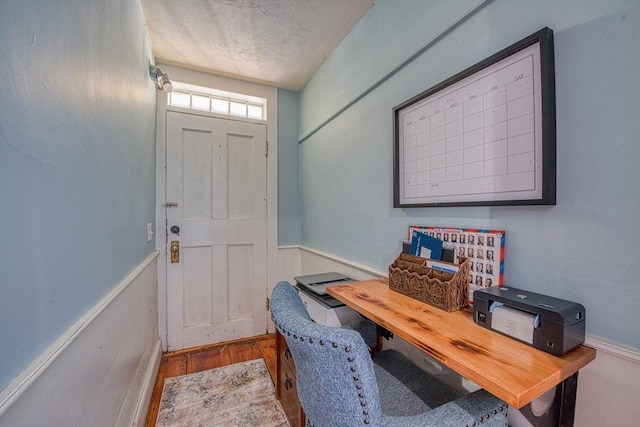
[144,334,277,427]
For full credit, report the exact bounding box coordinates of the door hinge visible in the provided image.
[264,140,268,158]
[266,297,270,311]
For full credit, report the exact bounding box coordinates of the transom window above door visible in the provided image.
[167,82,267,121]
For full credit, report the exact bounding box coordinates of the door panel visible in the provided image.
[166,111,267,351]
[228,135,255,217]
[183,246,214,327]
[182,132,213,218]
[228,244,254,318]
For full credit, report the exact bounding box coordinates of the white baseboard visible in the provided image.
[0,252,160,427]
[298,245,640,427]
[130,338,162,427]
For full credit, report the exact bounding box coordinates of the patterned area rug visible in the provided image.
[156,358,289,427]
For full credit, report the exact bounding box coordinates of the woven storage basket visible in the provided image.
[388,253,470,312]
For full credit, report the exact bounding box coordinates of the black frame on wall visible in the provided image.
[393,27,556,208]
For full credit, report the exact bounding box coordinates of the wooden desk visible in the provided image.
[328,279,596,426]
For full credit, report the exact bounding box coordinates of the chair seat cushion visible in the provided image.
[373,350,462,417]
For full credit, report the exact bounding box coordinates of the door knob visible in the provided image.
[170,225,180,235]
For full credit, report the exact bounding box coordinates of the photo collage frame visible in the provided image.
[408,225,505,302]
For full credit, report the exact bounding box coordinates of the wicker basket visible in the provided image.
[388,253,470,312]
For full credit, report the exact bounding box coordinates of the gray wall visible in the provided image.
[0,0,157,388]
[278,89,302,245]
[298,0,640,348]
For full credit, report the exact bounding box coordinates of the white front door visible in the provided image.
[165,111,268,351]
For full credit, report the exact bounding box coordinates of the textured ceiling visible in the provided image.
[140,0,375,91]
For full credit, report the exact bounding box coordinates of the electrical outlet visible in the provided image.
[147,223,154,242]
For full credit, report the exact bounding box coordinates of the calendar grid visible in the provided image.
[393,28,555,207]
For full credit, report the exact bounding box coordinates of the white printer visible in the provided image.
[294,272,363,327]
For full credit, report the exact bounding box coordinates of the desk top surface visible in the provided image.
[327,279,596,408]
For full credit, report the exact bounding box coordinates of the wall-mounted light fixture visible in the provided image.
[149,65,173,92]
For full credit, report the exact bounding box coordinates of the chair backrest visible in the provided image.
[270,282,382,427]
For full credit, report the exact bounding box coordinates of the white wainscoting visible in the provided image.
[276,245,303,285]
[267,246,303,333]
[298,246,640,427]
[0,252,162,427]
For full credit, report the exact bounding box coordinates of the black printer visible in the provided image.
[473,286,585,356]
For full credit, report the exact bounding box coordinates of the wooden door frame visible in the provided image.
[154,65,279,351]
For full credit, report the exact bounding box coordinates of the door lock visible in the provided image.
[170,241,179,263]
[170,225,180,235]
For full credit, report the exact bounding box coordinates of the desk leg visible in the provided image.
[519,372,579,427]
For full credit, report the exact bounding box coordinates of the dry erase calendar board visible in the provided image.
[408,225,505,303]
[394,28,556,207]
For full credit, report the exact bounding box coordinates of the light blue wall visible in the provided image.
[299,0,640,348]
[277,89,302,245]
[0,0,157,388]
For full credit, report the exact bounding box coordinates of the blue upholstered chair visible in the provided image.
[270,281,507,427]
